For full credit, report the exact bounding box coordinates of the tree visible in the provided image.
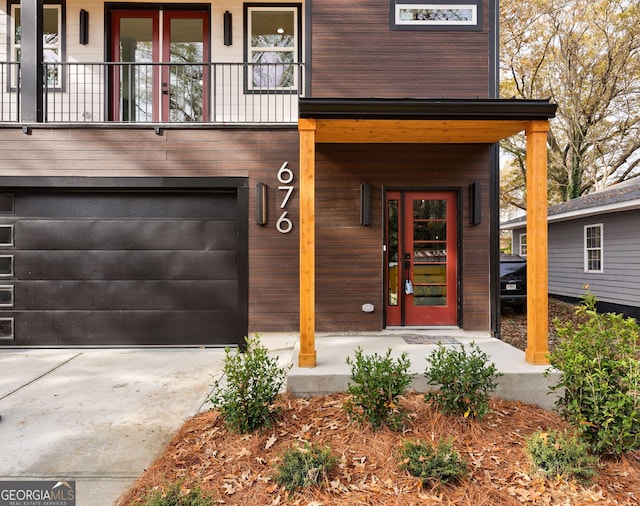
[500,0,640,209]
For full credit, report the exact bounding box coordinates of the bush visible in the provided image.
[424,342,502,420]
[273,443,337,491]
[208,335,291,433]
[344,347,415,430]
[526,429,598,482]
[140,481,212,506]
[548,292,640,456]
[398,438,468,487]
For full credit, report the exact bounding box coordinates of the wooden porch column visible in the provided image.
[298,119,317,367]
[525,120,550,364]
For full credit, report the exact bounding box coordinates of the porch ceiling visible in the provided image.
[298,98,557,144]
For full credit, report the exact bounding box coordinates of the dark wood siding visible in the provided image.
[315,143,491,331]
[0,128,491,334]
[310,0,490,98]
[0,127,302,334]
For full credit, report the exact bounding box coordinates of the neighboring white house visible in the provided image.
[501,177,640,319]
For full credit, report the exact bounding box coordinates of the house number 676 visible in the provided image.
[276,162,294,234]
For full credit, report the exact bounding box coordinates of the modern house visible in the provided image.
[502,177,640,320]
[0,1,556,365]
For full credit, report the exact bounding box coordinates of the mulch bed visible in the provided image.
[118,298,640,505]
[118,393,640,505]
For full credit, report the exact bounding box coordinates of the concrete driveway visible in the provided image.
[0,348,228,505]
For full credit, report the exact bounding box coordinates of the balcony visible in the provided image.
[0,61,304,125]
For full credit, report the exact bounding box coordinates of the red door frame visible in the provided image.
[161,10,210,122]
[385,190,459,326]
[109,9,210,122]
[110,10,160,122]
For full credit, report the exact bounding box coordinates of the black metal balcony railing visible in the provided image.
[0,62,21,122]
[1,62,304,124]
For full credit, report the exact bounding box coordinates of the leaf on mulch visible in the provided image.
[117,393,640,506]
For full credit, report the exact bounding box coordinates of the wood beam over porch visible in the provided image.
[297,98,557,368]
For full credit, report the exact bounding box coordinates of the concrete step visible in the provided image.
[276,332,561,411]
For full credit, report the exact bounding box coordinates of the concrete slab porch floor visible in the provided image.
[282,330,560,411]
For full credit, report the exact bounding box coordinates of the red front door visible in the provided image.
[385,191,458,326]
[110,9,209,122]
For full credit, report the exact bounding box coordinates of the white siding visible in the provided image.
[1,1,305,123]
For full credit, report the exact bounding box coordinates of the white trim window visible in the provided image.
[519,233,527,256]
[10,2,63,88]
[246,5,300,90]
[584,224,603,273]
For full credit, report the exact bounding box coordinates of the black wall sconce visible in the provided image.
[256,182,268,225]
[469,182,481,225]
[224,11,232,46]
[79,9,89,45]
[360,183,372,226]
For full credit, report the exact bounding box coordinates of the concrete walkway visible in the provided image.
[0,348,229,505]
[0,332,553,505]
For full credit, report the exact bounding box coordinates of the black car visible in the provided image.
[500,253,527,313]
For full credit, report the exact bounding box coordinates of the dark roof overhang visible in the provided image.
[298,98,556,145]
[299,97,557,121]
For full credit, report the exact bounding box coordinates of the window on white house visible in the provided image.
[519,233,527,256]
[246,5,300,91]
[584,224,603,273]
[9,1,64,88]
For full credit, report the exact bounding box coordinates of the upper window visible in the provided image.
[584,224,603,273]
[245,4,301,91]
[390,0,482,31]
[519,233,527,257]
[9,1,65,88]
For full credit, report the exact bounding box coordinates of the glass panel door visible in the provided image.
[385,191,458,326]
[112,11,159,122]
[162,12,209,122]
[111,10,209,122]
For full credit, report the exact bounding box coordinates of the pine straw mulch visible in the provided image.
[118,393,640,506]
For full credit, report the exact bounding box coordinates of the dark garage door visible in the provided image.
[0,178,248,347]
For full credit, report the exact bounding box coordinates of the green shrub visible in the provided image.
[398,439,468,486]
[548,292,640,456]
[526,429,598,483]
[273,443,337,491]
[424,342,502,420]
[344,347,415,430]
[141,481,212,506]
[208,335,291,433]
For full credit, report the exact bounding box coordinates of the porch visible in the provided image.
[257,331,560,410]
